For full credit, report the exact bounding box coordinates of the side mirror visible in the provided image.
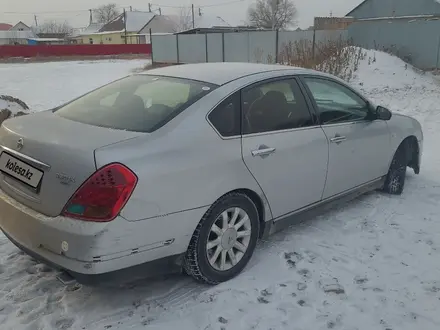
[375,106,392,121]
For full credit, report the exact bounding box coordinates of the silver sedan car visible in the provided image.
[0,63,423,285]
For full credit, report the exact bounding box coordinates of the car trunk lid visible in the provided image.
[0,111,143,217]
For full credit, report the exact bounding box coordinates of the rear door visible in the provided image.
[300,76,390,199]
[240,77,329,219]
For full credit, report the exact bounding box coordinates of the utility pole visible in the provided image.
[123,8,127,44]
[34,15,38,27]
[148,3,152,12]
[89,9,93,25]
[191,4,195,29]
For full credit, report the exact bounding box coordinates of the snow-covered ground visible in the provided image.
[1,54,440,330]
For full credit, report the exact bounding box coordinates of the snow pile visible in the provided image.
[0,95,28,114]
[0,95,32,124]
[350,48,436,92]
[349,49,440,129]
[1,54,440,330]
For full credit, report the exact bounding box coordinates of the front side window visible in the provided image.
[55,75,216,133]
[303,77,369,125]
[242,78,313,134]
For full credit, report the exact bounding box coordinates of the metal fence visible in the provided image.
[151,17,440,70]
[151,30,347,65]
[348,18,440,69]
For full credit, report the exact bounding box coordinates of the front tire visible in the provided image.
[184,192,260,285]
[383,147,407,195]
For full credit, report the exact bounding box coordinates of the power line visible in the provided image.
[150,0,245,9]
[3,5,128,15]
[3,9,88,15]
[3,0,245,16]
[199,0,246,8]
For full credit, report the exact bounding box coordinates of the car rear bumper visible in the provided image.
[2,229,184,285]
[0,188,208,278]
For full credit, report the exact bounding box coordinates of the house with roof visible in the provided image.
[9,21,31,32]
[70,23,103,43]
[137,13,230,35]
[74,11,230,44]
[0,20,35,45]
[74,11,155,44]
[134,13,230,43]
[346,0,440,19]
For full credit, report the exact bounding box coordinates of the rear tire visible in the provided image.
[183,192,259,285]
[383,147,407,195]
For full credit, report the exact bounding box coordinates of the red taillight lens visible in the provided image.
[62,163,138,222]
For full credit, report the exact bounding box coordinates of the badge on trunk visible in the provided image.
[56,173,76,185]
[16,138,24,150]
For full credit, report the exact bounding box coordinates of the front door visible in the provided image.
[241,77,329,219]
[301,76,390,199]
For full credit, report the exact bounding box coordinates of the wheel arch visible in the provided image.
[391,135,420,174]
[214,188,270,239]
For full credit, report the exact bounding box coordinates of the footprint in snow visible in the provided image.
[142,317,156,326]
[284,252,301,267]
[218,316,228,324]
[65,283,81,292]
[354,275,369,284]
[257,296,270,304]
[297,282,307,291]
[55,317,74,329]
[297,268,312,279]
[260,289,272,297]
[303,250,319,262]
[319,278,345,295]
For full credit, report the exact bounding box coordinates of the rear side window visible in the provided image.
[55,75,217,133]
[208,92,240,137]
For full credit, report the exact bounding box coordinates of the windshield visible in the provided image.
[55,75,217,133]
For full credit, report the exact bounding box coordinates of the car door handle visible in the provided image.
[330,135,347,144]
[251,147,276,157]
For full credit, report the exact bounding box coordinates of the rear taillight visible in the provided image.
[62,163,138,222]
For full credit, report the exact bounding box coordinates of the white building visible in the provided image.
[0,21,34,45]
[0,30,35,45]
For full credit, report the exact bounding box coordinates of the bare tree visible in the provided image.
[36,20,73,35]
[172,6,194,32]
[94,3,121,24]
[248,0,297,30]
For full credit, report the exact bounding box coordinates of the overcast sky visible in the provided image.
[1,0,363,29]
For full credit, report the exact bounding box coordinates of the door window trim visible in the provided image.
[298,75,374,127]
[240,76,320,137]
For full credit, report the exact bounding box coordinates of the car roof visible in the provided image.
[139,62,318,85]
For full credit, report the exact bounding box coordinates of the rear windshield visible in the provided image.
[55,75,217,133]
